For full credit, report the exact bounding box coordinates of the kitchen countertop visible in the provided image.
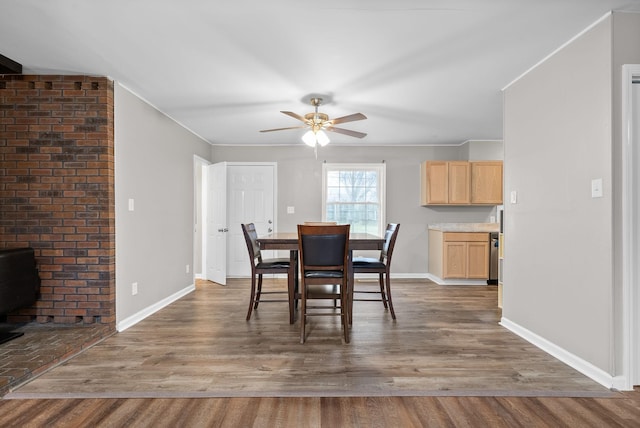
[428,223,499,233]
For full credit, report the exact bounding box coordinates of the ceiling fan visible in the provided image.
[260,97,367,147]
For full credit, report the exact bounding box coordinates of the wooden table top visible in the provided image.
[258,232,384,250]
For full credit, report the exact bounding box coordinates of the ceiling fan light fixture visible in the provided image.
[302,129,330,147]
[261,96,366,148]
[302,130,317,147]
[316,130,330,146]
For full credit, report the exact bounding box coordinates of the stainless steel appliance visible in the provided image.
[488,232,499,285]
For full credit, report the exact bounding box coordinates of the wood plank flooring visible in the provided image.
[7,279,610,398]
[1,392,639,427]
[1,278,639,427]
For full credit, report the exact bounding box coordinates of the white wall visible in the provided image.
[212,141,502,275]
[114,84,212,329]
[502,12,640,385]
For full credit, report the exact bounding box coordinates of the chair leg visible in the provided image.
[342,284,350,343]
[379,273,388,309]
[300,287,307,344]
[254,274,263,309]
[385,272,396,320]
[246,274,257,321]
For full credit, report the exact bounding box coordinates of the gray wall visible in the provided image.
[114,84,212,328]
[611,12,640,375]
[502,12,640,378]
[212,141,502,275]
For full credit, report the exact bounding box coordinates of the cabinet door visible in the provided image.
[448,161,470,204]
[443,241,467,278]
[471,161,503,204]
[422,161,448,205]
[467,241,489,278]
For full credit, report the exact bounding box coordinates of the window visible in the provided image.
[322,163,386,236]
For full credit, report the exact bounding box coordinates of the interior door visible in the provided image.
[633,77,640,386]
[205,162,227,285]
[227,164,276,277]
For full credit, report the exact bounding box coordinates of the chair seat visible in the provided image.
[352,257,385,269]
[256,258,290,269]
[305,270,343,278]
[305,283,340,296]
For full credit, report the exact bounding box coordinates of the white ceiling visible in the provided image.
[2,0,640,146]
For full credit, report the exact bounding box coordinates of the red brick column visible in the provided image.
[0,75,115,327]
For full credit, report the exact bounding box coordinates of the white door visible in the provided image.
[633,77,640,386]
[227,164,276,277]
[205,162,227,285]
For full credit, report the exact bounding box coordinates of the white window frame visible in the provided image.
[321,163,386,236]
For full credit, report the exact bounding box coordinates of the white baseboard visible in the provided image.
[425,273,488,286]
[612,375,632,391]
[117,284,196,332]
[500,317,615,390]
[392,273,431,279]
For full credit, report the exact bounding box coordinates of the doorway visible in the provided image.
[622,64,640,389]
[193,155,210,279]
[202,162,277,284]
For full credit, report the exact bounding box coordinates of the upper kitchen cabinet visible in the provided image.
[470,161,503,204]
[421,161,470,205]
[420,160,503,206]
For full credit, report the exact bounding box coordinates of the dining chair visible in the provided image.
[351,223,400,321]
[241,223,296,323]
[303,221,337,225]
[297,224,350,343]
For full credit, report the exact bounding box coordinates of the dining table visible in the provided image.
[257,231,385,324]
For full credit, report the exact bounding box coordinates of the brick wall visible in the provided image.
[0,75,115,327]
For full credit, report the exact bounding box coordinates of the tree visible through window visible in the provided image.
[322,163,386,235]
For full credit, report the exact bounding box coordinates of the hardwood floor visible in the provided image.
[1,278,639,426]
[0,393,639,427]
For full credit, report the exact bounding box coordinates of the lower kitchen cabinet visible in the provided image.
[429,230,490,279]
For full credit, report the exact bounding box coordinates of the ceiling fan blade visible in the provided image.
[260,125,306,133]
[329,113,367,125]
[281,111,308,123]
[325,126,367,138]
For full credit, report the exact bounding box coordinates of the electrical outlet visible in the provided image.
[186,264,190,274]
[132,282,138,295]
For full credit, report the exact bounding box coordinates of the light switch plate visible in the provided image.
[591,178,603,198]
[510,191,517,204]
[128,198,135,211]
[287,206,295,214]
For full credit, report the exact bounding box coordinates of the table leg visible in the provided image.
[288,250,298,324]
